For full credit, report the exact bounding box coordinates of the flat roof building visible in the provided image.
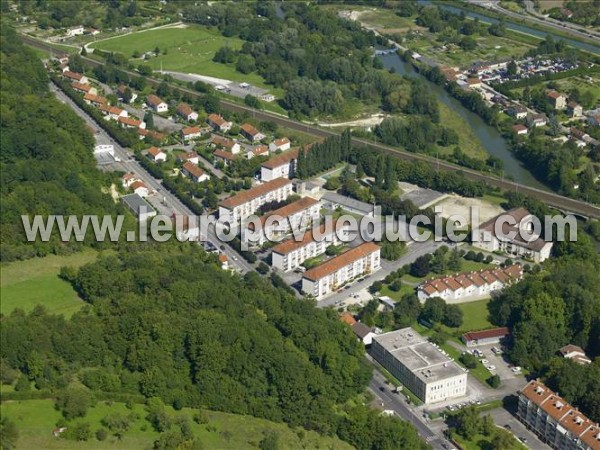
[371,328,468,404]
[121,194,156,222]
[321,192,375,217]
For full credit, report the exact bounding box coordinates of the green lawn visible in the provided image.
[0,250,101,317]
[456,299,493,332]
[438,102,487,160]
[89,24,278,93]
[379,284,415,301]
[1,399,352,450]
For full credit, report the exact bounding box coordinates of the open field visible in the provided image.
[438,103,487,160]
[433,194,505,224]
[89,24,277,93]
[0,399,352,450]
[0,250,101,317]
[456,299,494,332]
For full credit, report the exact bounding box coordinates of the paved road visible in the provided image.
[468,0,600,44]
[162,142,226,179]
[488,407,551,450]
[368,364,454,450]
[123,104,183,134]
[50,82,253,274]
[23,36,600,219]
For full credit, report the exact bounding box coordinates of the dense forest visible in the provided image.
[0,27,123,262]
[489,233,600,422]
[1,243,427,449]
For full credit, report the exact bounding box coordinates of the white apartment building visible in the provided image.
[261,149,300,181]
[301,242,380,299]
[518,380,600,450]
[219,178,293,223]
[473,207,554,262]
[248,196,320,246]
[371,328,468,404]
[271,220,348,272]
[417,265,523,304]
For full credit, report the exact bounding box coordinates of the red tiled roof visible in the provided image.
[219,178,292,209]
[176,103,194,116]
[118,116,141,127]
[147,146,163,157]
[261,148,300,169]
[211,135,236,148]
[72,82,92,92]
[84,93,108,104]
[146,94,165,106]
[241,123,261,137]
[182,161,205,179]
[513,124,528,132]
[462,327,509,343]
[257,197,319,227]
[130,181,146,191]
[272,137,290,147]
[63,71,83,81]
[207,114,228,127]
[138,128,166,141]
[340,312,357,326]
[214,149,236,161]
[303,242,380,282]
[252,145,269,155]
[271,220,339,255]
[181,126,201,136]
[547,90,564,100]
[177,151,199,161]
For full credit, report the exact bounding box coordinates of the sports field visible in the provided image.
[89,24,272,90]
[0,250,101,317]
[0,399,352,450]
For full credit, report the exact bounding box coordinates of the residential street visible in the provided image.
[50,82,253,274]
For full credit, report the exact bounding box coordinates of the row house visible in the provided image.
[83,93,108,107]
[417,265,523,304]
[63,71,88,84]
[118,116,145,129]
[72,82,96,95]
[218,178,293,223]
[98,104,128,121]
[302,243,381,299]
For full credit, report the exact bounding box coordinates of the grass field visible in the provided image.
[1,399,353,450]
[0,250,101,317]
[457,299,493,331]
[438,102,487,160]
[89,24,277,93]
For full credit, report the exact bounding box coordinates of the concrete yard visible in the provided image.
[431,194,505,225]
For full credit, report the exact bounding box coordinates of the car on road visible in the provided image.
[379,386,385,392]
[511,366,522,373]
[481,359,489,364]
[486,365,496,371]
[504,424,512,430]
[344,285,351,289]
[519,437,527,443]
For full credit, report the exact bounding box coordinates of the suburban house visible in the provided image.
[472,207,554,262]
[138,128,164,142]
[146,94,168,113]
[182,161,210,183]
[247,196,320,245]
[176,103,198,122]
[558,344,592,365]
[269,137,291,152]
[72,82,96,95]
[513,124,528,135]
[176,151,199,165]
[218,178,294,223]
[219,254,229,271]
[240,123,266,142]
[518,380,600,450]
[118,116,145,129]
[567,102,583,118]
[547,91,567,110]
[301,242,381,299]
[417,265,523,303]
[247,144,269,159]
[462,327,510,347]
[83,93,108,106]
[206,113,232,132]
[180,126,203,141]
[528,113,548,127]
[210,135,240,154]
[63,71,88,84]
[340,312,357,326]
[213,149,237,166]
[352,322,376,345]
[261,148,301,181]
[130,180,149,197]
[65,25,84,37]
[371,328,468,404]
[147,146,167,163]
[122,172,140,188]
[116,85,138,103]
[98,104,128,121]
[506,104,528,119]
[271,220,348,272]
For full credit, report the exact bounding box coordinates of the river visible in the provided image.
[378,52,549,190]
[433,3,600,55]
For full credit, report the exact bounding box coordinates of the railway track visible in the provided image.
[23,34,600,219]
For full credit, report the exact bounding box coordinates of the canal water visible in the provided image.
[378,52,549,190]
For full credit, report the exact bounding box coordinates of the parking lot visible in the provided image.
[468,343,525,384]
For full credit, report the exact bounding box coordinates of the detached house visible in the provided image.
[117,85,138,103]
[513,124,528,135]
[240,123,265,142]
[130,180,149,197]
[122,172,140,188]
[176,103,198,122]
[182,161,210,183]
[567,102,583,118]
[146,94,168,113]
[180,126,203,141]
[206,114,232,132]
[269,137,291,152]
[528,113,548,128]
[247,144,269,159]
[147,146,167,162]
[213,149,237,166]
[210,135,240,154]
[63,71,88,84]
[547,91,567,110]
[176,151,199,165]
[118,116,145,129]
[506,105,527,119]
